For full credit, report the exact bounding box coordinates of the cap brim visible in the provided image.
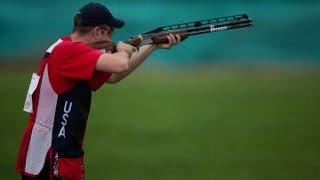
[110,17,124,28]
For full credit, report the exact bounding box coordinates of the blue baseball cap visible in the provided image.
[74,2,124,28]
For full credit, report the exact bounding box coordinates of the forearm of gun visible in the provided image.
[149,31,189,44]
[101,31,187,53]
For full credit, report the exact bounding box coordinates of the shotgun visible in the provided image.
[95,14,253,52]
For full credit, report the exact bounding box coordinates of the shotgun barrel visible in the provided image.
[128,14,253,46]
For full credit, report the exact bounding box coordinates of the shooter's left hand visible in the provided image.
[156,34,181,49]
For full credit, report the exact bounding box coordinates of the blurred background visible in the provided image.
[1,0,320,179]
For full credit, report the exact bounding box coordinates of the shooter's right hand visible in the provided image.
[116,41,137,58]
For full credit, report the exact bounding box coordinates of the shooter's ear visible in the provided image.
[91,27,100,39]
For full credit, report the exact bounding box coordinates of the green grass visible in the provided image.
[1,68,320,179]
